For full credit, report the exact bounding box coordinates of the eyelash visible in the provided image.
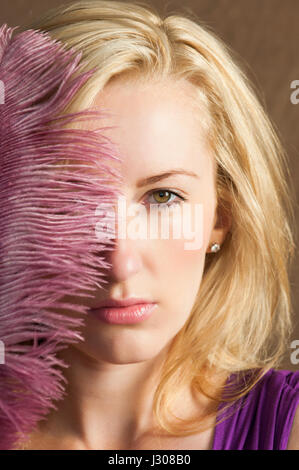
[143,188,187,208]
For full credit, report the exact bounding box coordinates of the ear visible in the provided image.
[206,204,232,253]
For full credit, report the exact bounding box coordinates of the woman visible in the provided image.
[6,0,299,449]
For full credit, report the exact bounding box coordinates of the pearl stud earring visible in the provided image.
[210,243,220,253]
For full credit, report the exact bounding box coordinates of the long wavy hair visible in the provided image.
[25,0,297,436]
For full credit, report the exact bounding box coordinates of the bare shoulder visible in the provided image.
[287,404,299,450]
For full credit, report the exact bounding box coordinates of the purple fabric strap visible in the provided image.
[212,368,299,449]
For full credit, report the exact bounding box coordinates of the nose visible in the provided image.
[96,194,144,282]
[103,237,142,282]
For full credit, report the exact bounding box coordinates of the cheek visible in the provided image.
[163,239,204,268]
[152,208,213,273]
[154,238,205,297]
[152,239,205,330]
[148,208,214,317]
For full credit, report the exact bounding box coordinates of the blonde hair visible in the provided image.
[25,0,297,436]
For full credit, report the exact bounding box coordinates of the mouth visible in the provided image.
[89,299,158,325]
[91,297,156,309]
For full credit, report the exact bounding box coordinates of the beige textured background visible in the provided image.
[1,0,298,370]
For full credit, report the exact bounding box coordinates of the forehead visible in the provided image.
[90,77,214,180]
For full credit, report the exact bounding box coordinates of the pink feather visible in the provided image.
[0,24,122,449]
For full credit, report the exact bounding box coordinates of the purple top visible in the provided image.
[212,368,299,449]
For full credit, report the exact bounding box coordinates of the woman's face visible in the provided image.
[58,77,222,365]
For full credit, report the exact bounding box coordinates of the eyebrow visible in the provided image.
[136,169,200,188]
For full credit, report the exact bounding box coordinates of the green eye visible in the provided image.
[152,190,172,204]
[145,189,186,208]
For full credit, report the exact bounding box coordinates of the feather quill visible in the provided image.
[0,24,122,450]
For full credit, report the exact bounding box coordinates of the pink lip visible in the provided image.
[90,302,157,325]
[91,297,155,309]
